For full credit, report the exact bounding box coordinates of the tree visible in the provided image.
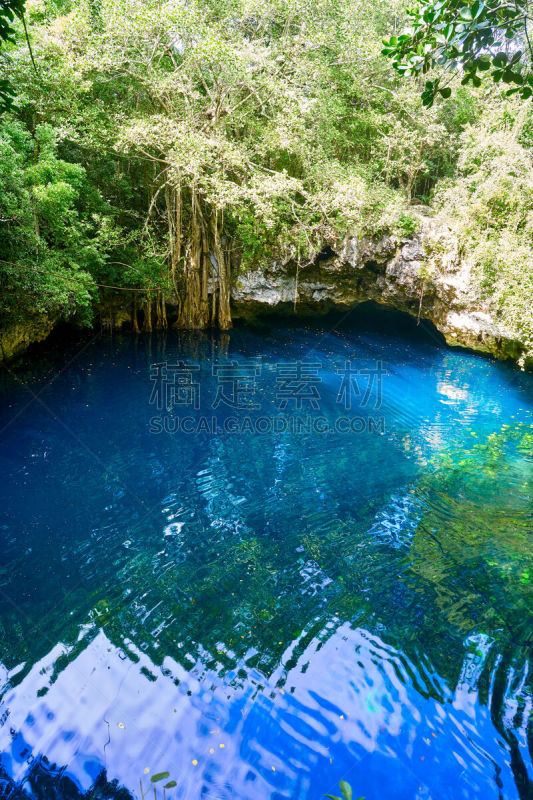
[425,98,533,359]
[36,0,416,330]
[8,0,530,343]
[0,0,30,111]
[382,0,533,106]
[0,117,123,326]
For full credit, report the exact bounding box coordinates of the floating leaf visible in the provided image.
[151,772,170,783]
[340,781,353,800]
[325,782,361,800]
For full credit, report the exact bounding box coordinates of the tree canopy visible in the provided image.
[0,0,532,358]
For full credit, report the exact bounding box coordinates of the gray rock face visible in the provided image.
[232,214,525,364]
[1,214,527,367]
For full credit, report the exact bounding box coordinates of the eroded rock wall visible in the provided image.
[0,316,56,362]
[232,213,525,365]
[1,212,528,367]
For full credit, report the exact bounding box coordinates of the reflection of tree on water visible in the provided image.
[403,423,533,797]
[0,762,133,800]
[4,421,533,678]
[0,415,531,796]
[407,424,532,641]
[0,621,529,800]
[90,423,531,786]
[454,634,532,796]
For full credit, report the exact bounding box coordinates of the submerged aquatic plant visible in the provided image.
[139,771,176,799]
[325,780,363,800]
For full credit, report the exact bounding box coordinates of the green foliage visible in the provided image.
[150,772,170,783]
[0,0,531,356]
[0,0,26,110]
[427,100,533,356]
[0,116,124,324]
[326,780,363,800]
[383,0,533,106]
[3,0,436,296]
[395,211,420,238]
[0,0,25,48]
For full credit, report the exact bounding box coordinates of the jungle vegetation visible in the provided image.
[0,0,532,351]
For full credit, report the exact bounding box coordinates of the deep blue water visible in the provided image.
[0,310,532,800]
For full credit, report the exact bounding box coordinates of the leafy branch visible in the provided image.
[382,0,533,105]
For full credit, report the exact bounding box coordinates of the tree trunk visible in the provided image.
[175,193,232,330]
[211,212,231,330]
[155,289,162,328]
[132,296,140,333]
[143,293,153,332]
[155,290,167,329]
[165,184,182,303]
[177,191,206,328]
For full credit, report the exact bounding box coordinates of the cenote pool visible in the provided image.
[0,308,531,800]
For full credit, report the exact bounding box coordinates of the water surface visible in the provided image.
[0,310,531,799]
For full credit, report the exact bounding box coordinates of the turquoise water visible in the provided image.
[0,309,531,800]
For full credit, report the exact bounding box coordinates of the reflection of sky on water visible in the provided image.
[0,318,531,799]
[0,624,526,800]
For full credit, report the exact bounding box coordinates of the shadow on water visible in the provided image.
[233,300,447,345]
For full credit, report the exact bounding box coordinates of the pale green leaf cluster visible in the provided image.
[430,100,533,356]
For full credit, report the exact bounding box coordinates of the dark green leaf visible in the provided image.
[502,70,523,84]
[493,53,508,68]
[151,772,170,783]
[471,0,483,18]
